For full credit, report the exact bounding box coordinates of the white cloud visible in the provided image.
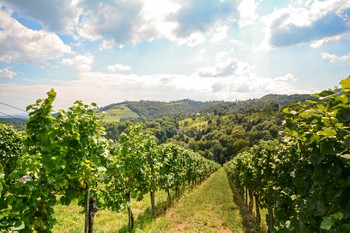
[3,0,81,34]
[261,0,350,48]
[142,0,180,39]
[310,33,350,47]
[76,0,206,47]
[77,0,153,46]
[193,52,303,98]
[170,0,238,37]
[192,49,207,61]
[215,51,231,61]
[100,40,125,50]
[238,0,259,28]
[61,53,94,72]
[177,32,206,46]
[274,73,297,82]
[73,0,182,47]
[211,26,229,42]
[321,52,350,62]
[1,0,242,48]
[227,73,298,94]
[0,8,71,63]
[142,0,240,46]
[196,52,253,77]
[107,64,132,72]
[0,67,16,79]
[100,40,117,51]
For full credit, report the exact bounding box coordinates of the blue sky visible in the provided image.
[1,0,350,114]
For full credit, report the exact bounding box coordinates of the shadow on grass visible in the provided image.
[231,189,266,233]
[117,189,187,233]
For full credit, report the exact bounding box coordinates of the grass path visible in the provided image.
[53,168,243,232]
[140,168,243,232]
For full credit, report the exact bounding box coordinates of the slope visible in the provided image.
[100,104,139,123]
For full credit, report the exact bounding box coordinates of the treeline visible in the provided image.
[98,94,312,121]
[199,94,313,116]
[127,99,209,119]
[0,90,219,233]
[224,77,350,232]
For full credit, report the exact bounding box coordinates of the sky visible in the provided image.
[1,0,350,115]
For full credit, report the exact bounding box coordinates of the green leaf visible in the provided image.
[340,76,350,90]
[336,94,348,104]
[47,177,55,184]
[331,212,344,220]
[320,217,334,230]
[317,128,337,137]
[0,181,3,198]
[304,109,324,117]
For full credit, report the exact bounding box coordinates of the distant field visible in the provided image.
[100,104,139,123]
[179,116,208,130]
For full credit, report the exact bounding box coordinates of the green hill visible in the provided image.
[99,104,139,123]
[99,99,215,122]
[98,94,313,123]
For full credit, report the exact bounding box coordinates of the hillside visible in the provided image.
[98,94,313,123]
[101,93,314,164]
[99,104,139,123]
[99,99,217,122]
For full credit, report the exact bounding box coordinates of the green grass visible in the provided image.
[139,168,243,232]
[52,189,172,233]
[100,104,139,123]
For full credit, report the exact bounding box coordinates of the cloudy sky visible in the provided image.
[1,0,350,114]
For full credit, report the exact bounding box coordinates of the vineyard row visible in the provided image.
[224,77,350,232]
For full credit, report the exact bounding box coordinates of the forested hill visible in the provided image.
[100,93,314,164]
[99,93,313,122]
